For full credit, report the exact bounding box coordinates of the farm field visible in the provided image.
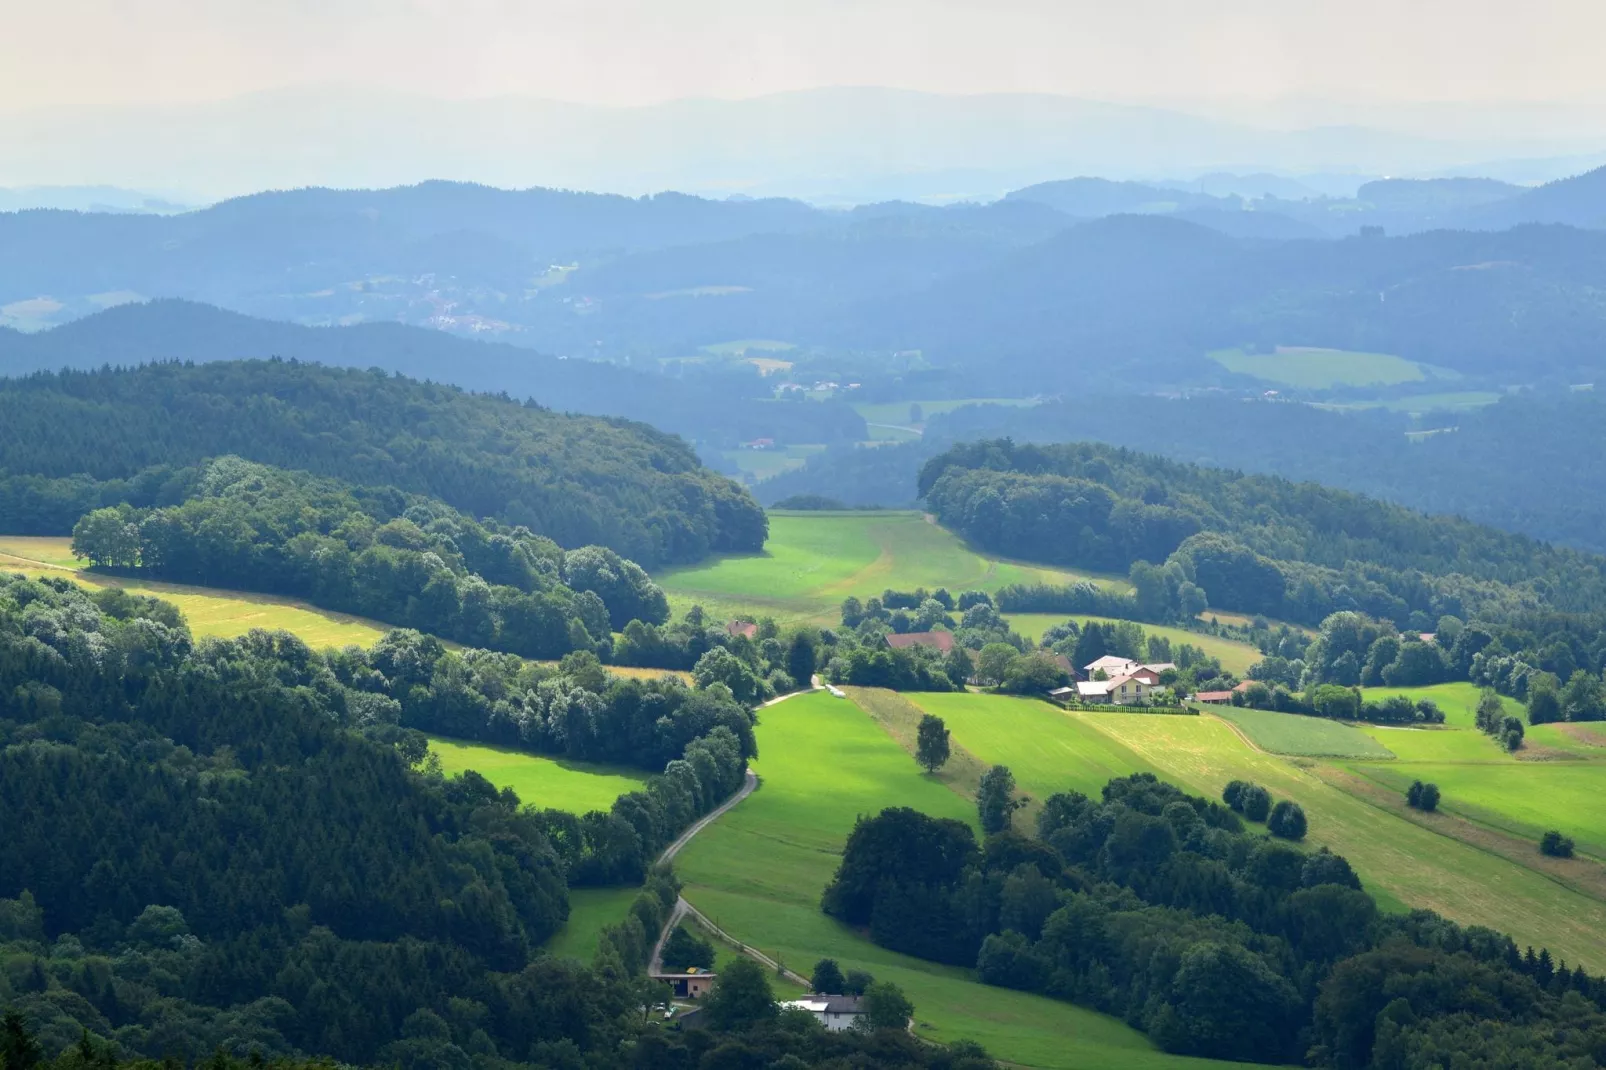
[851,397,1038,438]
[0,535,390,648]
[427,736,648,814]
[1003,613,1261,674]
[1359,681,1524,730]
[1209,704,1395,759]
[720,444,825,482]
[1208,345,1436,389]
[1079,710,1606,968]
[655,511,1125,627]
[1316,390,1502,415]
[541,887,641,961]
[674,690,1243,1068]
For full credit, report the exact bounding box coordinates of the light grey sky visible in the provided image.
[4,0,1604,114]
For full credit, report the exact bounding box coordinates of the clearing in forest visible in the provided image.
[426,736,648,814]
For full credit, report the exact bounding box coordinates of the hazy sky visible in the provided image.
[4,0,1605,114]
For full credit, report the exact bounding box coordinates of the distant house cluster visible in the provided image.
[1193,680,1260,704]
[1052,655,1176,706]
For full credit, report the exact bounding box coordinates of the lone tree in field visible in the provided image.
[978,764,1027,834]
[1406,780,1441,812]
[916,714,951,774]
[810,958,846,995]
[1541,830,1576,858]
[1268,800,1308,841]
[1226,781,1272,822]
[862,980,915,1031]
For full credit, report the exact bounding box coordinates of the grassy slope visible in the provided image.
[674,690,1243,1069]
[542,887,642,961]
[1082,711,1606,968]
[656,512,1127,627]
[0,536,389,648]
[1208,346,1428,389]
[426,736,648,814]
[1004,613,1261,674]
[1210,705,1395,759]
[1359,682,1524,730]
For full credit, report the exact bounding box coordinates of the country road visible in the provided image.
[647,684,818,986]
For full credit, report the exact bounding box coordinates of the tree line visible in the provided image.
[822,774,1606,1066]
[0,359,767,567]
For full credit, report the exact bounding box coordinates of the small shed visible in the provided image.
[655,968,716,1000]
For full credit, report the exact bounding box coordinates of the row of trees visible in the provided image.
[821,774,1606,1066]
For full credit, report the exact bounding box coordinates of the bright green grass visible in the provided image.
[1347,762,1606,858]
[1004,614,1261,675]
[675,690,1242,1068]
[1357,724,1505,763]
[656,512,1125,627]
[0,536,389,649]
[427,736,648,813]
[1210,705,1395,759]
[1079,711,1606,969]
[542,887,641,961]
[907,692,1157,799]
[1209,346,1429,389]
[712,944,811,1000]
[1359,682,1524,731]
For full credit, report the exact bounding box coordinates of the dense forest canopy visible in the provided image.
[0,571,769,1065]
[919,439,1606,627]
[0,360,767,566]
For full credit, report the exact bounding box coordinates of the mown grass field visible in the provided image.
[675,690,1244,1068]
[0,536,390,648]
[1208,346,1431,389]
[427,736,648,813]
[656,512,1125,627]
[1003,613,1262,674]
[1209,704,1395,759]
[1359,681,1524,730]
[720,444,825,482]
[1080,710,1606,968]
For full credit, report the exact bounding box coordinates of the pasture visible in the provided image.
[674,690,1239,1068]
[1359,682,1524,730]
[1208,346,1432,389]
[655,511,1123,626]
[1003,613,1261,674]
[1209,705,1395,759]
[427,736,648,814]
[542,887,641,961]
[851,397,1037,437]
[1078,711,1606,968]
[0,536,389,648]
[720,444,824,481]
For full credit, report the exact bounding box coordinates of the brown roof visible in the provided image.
[1233,680,1260,692]
[1194,691,1234,702]
[726,621,759,639]
[884,630,956,653]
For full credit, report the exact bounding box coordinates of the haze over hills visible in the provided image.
[7,86,1606,203]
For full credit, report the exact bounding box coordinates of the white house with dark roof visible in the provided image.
[779,995,865,1031]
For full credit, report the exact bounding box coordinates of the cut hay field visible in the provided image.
[1208,345,1435,389]
[1003,613,1261,674]
[1209,704,1394,759]
[0,535,390,648]
[1080,710,1606,968]
[674,690,1244,1069]
[655,512,1125,627]
[426,736,648,814]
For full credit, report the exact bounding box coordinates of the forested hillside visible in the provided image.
[0,360,767,566]
[0,573,756,1064]
[919,439,1606,625]
[0,300,869,449]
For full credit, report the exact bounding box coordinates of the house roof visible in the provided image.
[1194,691,1234,702]
[1106,674,1148,688]
[884,630,955,653]
[1077,680,1110,696]
[782,996,864,1014]
[1084,655,1135,672]
[1233,679,1260,692]
[654,971,718,980]
[726,621,759,639]
[1049,686,1077,697]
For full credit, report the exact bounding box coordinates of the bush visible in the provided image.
[1267,800,1307,841]
[1541,830,1575,858]
[1406,781,1440,812]
[1239,784,1272,823]
[1222,780,1248,810]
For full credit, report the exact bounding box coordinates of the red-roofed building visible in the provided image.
[883,631,956,654]
[1193,691,1234,704]
[726,621,759,639]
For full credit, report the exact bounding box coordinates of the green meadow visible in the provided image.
[674,690,1243,1069]
[1359,681,1525,730]
[1003,613,1261,674]
[541,887,642,961]
[1209,704,1395,759]
[1208,345,1432,389]
[427,736,648,813]
[1082,710,1606,967]
[655,511,1123,626]
[851,397,1038,436]
[0,535,390,648]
